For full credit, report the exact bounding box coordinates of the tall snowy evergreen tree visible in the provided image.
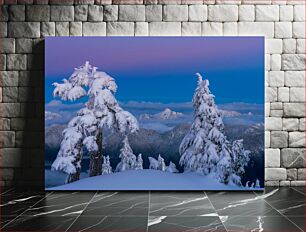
[115,136,137,172]
[179,73,250,185]
[179,73,226,174]
[51,62,139,182]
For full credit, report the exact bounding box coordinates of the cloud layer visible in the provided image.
[45,100,264,131]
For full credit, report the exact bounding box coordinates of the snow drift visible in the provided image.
[48,169,263,191]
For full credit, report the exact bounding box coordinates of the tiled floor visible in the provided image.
[1,187,305,231]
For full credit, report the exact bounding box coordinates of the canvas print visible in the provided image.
[45,37,264,190]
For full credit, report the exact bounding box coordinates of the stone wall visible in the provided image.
[0,0,305,187]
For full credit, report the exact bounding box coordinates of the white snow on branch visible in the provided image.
[51,126,83,174]
[51,61,139,179]
[83,136,98,152]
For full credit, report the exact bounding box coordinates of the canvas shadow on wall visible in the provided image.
[44,37,264,191]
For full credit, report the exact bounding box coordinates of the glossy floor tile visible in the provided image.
[288,216,305,231]
[3,215,76,231]
[0,187,304,232]
[1,189,47,217]
[207,190,282,216]
[1,191,95,230]
[148,216,227,232]
[255,187,305,217]
[149,192,214,216]
[81,192,149,216]
[291,187,306,195]
[70,216,148,232]
[221,215,303,232]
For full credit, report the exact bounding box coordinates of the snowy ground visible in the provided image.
[45,169,89,188]
[47,169,263,191]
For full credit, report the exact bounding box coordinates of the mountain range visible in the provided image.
[45,111,62,121]
[139,108,183,120]
[45,122,264,175]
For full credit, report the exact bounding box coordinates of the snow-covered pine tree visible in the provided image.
[135,153,143,170]
[255,179,260,188]
[158,154,166,171]
[51,62,139,181]
[179,73,250,185]
[230,139,250,185]
[148,155,167,171]
[101,156,107,175]
[106,156,113,175]
[166,161,179,173]
[179,73,227,175]
[115,136,137,172]
[148,157,159,170]
[102,155,112,175]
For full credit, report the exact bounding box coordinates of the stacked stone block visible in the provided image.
[0,0,305,187]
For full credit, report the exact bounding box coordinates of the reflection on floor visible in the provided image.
[1,187,305,231]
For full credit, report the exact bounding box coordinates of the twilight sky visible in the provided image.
[45,37,264,104]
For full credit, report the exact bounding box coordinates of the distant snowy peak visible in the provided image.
[155,108,183,119]
[139,113,151,120]
[245,123,264,133]
[219,109,241,117]
[139,108,183,120]
[45,111,62,121]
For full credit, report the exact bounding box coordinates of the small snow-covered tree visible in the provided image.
[148,155,167,171]
[231,140,250,175]
[102,155,112,175]
[115,136,137,172]
[148,157,159,170]
[179,73,250,185]
[51,62,139,181]
[255,179,260,188]
[158,154,166,171]
[216,155,232,184]
[166,161,179,173]
[230,139,250,185]
[135,153,143,170]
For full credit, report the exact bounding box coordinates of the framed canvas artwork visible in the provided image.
[45,37,264,190]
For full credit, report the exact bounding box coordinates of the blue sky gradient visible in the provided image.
[45,37,264,105]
